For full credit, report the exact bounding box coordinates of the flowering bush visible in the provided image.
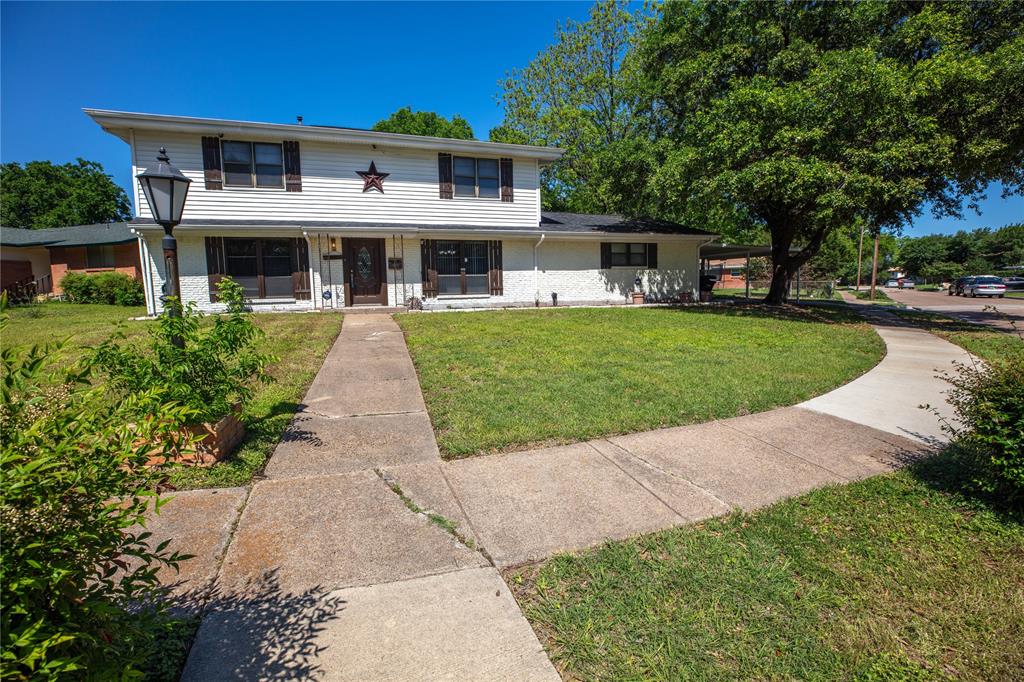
[0,294,195,679]
[92,278,275,424]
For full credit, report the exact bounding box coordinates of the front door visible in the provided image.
[346,238,387,305]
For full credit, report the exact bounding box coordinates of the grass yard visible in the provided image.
[851,288,903,306]
[508,453,1024,681]
[713,287,843,301]
[890,309,1023,364]
[2,302,342,489]
[397,306,884,458]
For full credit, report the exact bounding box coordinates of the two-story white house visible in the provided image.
[86,109,715,314]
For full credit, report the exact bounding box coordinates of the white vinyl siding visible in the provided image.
[132,132,541,226]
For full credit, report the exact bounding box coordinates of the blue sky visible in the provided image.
[2,1,1019,236]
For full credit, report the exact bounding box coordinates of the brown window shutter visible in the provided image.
[438,153,453,199]
[420,239,439,297]
[290,237,311,299]
[205,236,226,301]
[283,140,302,192]
[647,243,658,269]
[600,242,611,269]
[201,137,223,190]
[488,240,503,295]
[500,158,514,202]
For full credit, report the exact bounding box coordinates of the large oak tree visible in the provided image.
[633,0,1023,302]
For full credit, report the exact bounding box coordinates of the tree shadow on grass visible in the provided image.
[158,570,345,681]
[660,300,866,326]
[904,446,1023,525]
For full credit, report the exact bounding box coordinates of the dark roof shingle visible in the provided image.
[1,223,134,247]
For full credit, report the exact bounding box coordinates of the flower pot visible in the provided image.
[631,292,646,305]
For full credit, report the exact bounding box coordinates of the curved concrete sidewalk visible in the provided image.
[149,310,967,680]
[800,321,972,444]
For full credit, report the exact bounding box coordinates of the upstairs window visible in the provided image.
[453,156,500,198]
[86,244,115,269]
[222,141,284,188]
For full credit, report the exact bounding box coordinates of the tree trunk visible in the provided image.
[763,220,828,305]
[764,223,796,304]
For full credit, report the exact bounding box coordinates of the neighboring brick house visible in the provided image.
[86,109,718,314]
[0,223,141,295]
[707,258,748,288]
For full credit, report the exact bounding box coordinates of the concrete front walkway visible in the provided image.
[175,314,559,681]
[149,310,968,679]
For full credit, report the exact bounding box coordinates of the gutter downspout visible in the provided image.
[131,228,156,315]
[302,231,316,311]
[533,232,545,306]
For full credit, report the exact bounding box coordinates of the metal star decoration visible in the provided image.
[356,161,389,193]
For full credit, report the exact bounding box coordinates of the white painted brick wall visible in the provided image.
[141,232,700,314]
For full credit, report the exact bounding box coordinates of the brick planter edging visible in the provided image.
[147,404,246,467]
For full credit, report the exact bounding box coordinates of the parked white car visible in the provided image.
[885,279,900,288]
[962,276,1007,298]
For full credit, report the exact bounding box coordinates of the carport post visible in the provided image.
[745,250,751,299]
[796,266,801,302]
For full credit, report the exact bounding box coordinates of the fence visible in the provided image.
[714,279,837,301]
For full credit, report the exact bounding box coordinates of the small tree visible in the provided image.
[92,278,276,424]
[0,294,195,678]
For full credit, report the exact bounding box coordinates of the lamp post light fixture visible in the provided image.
[137,147,191,345]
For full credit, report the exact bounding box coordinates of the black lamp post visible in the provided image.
[137,148,191,345]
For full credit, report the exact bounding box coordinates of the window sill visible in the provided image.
[436,294,492,300]
[84,267,116,273]
[241,297,297,304]
[221,186,287,192]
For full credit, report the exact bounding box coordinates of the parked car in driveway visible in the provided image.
[950,276,974,296]
[885,279,900,288]
[898,278,916,289]
[962,276,1006,298]
[1003,276,1024,291]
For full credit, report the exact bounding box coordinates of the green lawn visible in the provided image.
[889,309,1023,363]
[397,306,884,458]
[3,302,342,489]
[508,454,1024,681]
[713,287,842,301]
[1006,291,1024,299]
[851,288,904,306]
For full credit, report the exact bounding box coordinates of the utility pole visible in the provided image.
[855,227,865,290]
[869,230,880,301]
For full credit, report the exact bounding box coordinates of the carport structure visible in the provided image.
[699,243,811,300]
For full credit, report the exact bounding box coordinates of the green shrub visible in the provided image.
[59,272,96,303]
[938,327,1024,503]
[92,278,275,424]
[60,271,143,306]
[0,294,196,679]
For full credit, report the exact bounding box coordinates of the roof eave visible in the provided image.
[84,108,565,161]
[129,221,716,241]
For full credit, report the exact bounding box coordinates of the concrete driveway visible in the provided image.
[885,287,1024,331]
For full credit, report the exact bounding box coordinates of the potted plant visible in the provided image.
[632,276,646,305]
[93,278,276,466]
